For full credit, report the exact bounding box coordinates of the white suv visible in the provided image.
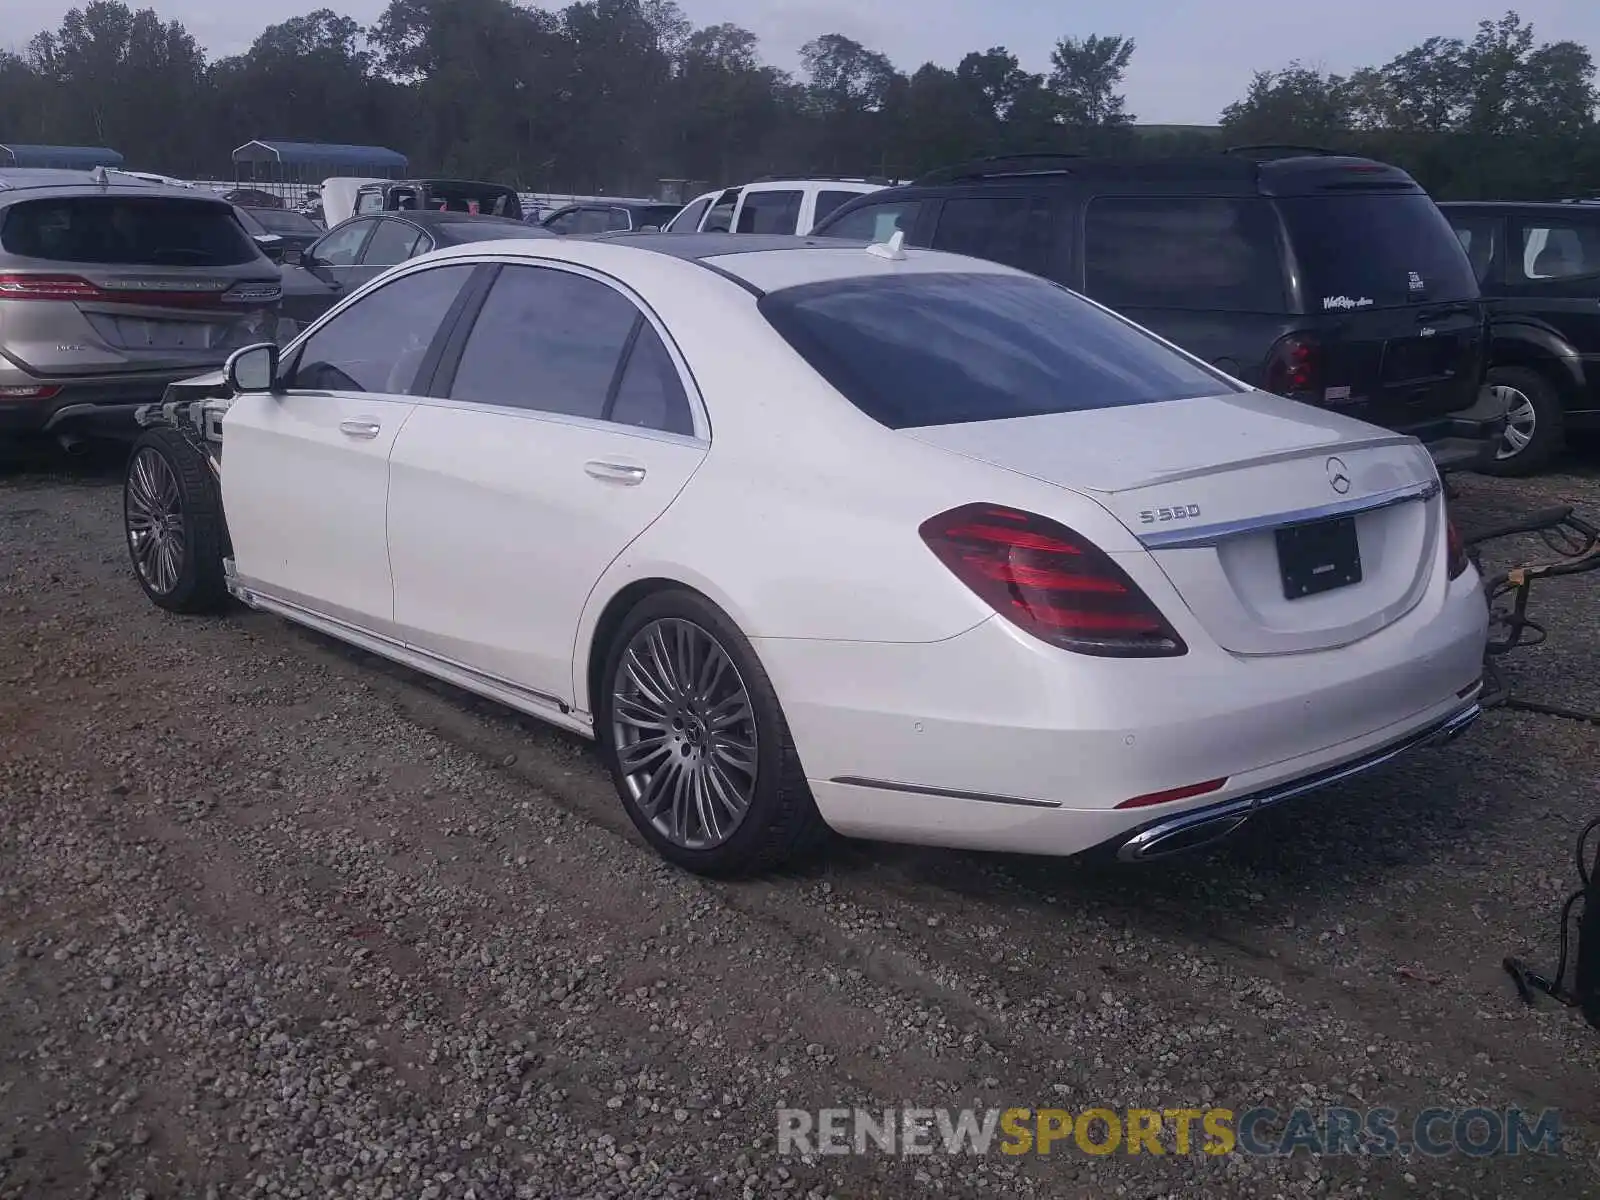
[663,179,885,236]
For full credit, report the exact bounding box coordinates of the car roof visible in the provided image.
[416,231,1024,294]
[0,167,213,201]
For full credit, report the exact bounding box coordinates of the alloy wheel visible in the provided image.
[610,618,759,850]
[1489,384,1537,460]
[126,448,187,595]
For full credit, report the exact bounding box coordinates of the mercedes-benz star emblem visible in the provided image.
[1325,456,1352,495]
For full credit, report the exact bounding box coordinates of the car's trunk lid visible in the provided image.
[905,391,1445,656]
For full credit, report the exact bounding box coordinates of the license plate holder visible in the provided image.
[1276,516,1362,600]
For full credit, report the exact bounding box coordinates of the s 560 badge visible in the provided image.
[1139,504,1201,525]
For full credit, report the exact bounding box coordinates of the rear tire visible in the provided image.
[597,588,829,877]
[123,427,230,614]
[1481,365,1565,477]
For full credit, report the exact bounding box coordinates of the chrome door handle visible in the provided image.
[584,460,647,484]
[339,418,381,439]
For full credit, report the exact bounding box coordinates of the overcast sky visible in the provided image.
[7,0,1600,124]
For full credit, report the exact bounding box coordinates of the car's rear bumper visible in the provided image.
[755,568,1488,859]
[0,373,216,438]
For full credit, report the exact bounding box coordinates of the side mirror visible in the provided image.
[281,248,302,266]
[226,343,280,394]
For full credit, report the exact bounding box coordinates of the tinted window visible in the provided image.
[1277,193,1478,308]
[931,196,1054,273]
[605,208,633,232]
[1447,214,1499,284]
[543,210,582,234]
[608,323,694,435]
[362,219,424,266]
[818,200,922,243]
[812,191,862,229]
[247,208,321,235]
[570,208,613,235]
[0,197,262,266]
[1084,197,1285,312]
[640,205,681,229]
[431,221,535,245]
[761,272,1232,430]
[669,196,711,232]
[313,220,373,266]
[285,265,474,394]
[703,192,737,233]
[1514,216,1600,281]
[449,265,638,418]
[737,190,803,234]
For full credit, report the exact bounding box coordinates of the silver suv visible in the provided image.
[0,169,282,446]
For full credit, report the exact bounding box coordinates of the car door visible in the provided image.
[733,188,804,234]
[222,262,482,635]
[281,217,377,325]
[387,261,708,710]
[1506,211,1600,409]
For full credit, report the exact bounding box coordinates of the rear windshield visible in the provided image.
[245,208,319,235]
[1278,193,1479,310]
[1,197,262,266]
[760,272,1235,429]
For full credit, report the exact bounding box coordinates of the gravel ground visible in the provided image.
[2,444,1599,1199]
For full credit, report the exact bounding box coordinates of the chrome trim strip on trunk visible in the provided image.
[828,776,1061,809]
[1115,700,1481,863]
[1139,478,1442,551]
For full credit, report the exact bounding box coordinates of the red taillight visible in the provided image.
[1115,778,1228,810]
[1445,514,1469,580]
[1263,333,1321,399]
[919,504,1187,657]
[0,273,104,301]
[0,384,61,401]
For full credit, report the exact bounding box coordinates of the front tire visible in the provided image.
[597,589,828,876]
[1481,365,1565,477]
[124,427,230,614]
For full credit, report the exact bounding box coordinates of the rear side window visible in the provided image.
[1446,214,1499,284]
[737,190,803,234]
[1277,193,1478,308]
[818,200,922,243]
[608,323,694,435]
[812,191,862,228]
[1514,216,1600,282]
[1084,197,1286,312]
[361,219,424,266]
[449,265,638,419]
[931,196,1055,273]
[668,196,711,232]
[0,197,263,266]
[760,272,1234,430]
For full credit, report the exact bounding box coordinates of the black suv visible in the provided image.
[1440,201,1600,474]
[812,151,1500,471]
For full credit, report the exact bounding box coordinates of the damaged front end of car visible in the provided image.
[132,371,234,479]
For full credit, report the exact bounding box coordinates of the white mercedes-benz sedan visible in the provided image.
[121,232,1489,876]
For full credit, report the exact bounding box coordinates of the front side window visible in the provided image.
[1084,196,1286,312]
[284,264,475,394]
[448,265,639,419]
[931,195,1055,273]
[312,219,374,266]
[1446,214,1500,284]
[736,190,802,234]
[1515,217,1600,282]
[361,218,424,266]
[817,200,923,243]
[542,209,582,234]
[812,190,863,229]
[702,191,737,233]
[605,208,633,232]
[761,271,1234,430]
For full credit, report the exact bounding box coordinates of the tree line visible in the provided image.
[0,1,1595,199]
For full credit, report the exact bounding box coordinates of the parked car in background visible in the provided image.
[221,187,284,209]
[233,205,322,264]
[123,234,1484,877]
[276,210,553,330]
[664,179,886,236]
[1441,200,1600,475]
[537,201,683,234]
[812,151,1503,473]
[350,179,523,223]
[0,168,282,448]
